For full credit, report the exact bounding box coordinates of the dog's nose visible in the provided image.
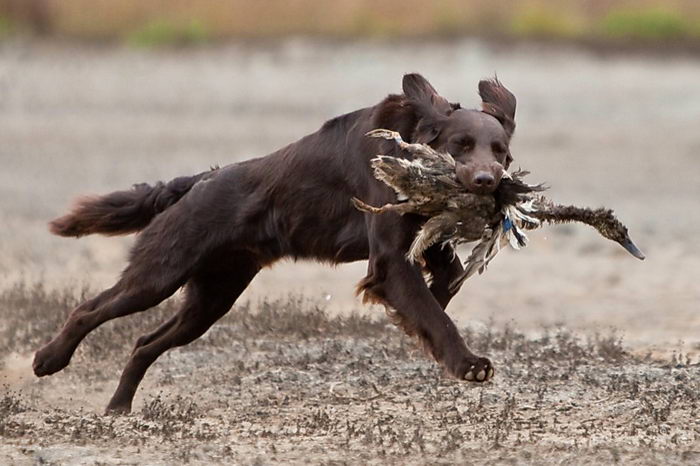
[472,172,496,189]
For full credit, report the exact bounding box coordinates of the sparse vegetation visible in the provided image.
[0,15,13,39]
[600,8,694,40]
[1,0,700,46]
[1,283,699,463]
[510,7,583,39]
[127,19,210,48]
[1,387,27,416]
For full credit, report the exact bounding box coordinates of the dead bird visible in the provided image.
[352,129,502,259]
[449,194,646,292]
[353,129,644,289]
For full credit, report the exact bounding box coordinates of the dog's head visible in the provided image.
[403,73,516,194]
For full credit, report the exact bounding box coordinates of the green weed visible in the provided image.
[510,8,582,38]
[127,18,210,47]
[0,16,14,39]
[599,8,691,40]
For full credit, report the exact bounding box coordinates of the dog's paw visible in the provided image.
[33,342,72,377]
[455,356,494,382]
[105,401,132,416]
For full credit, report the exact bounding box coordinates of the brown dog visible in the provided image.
[35,74,517,413]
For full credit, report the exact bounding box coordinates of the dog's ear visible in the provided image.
[479,78,516,138]
[403,73,452,115]
[403,73,450,144]
[412,115,444,145]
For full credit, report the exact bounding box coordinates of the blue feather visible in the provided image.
[503,217,513,233]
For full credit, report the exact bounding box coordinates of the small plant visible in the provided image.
[229,295,385,340]
[0,283,79,354]
[591,331,628,363]
[0,16,15,39]
[1,388,27,417]
[350,9,399,38]
[0,388,30,438]
[510,8,582,38]
[141,393,201,424]
[600,8,690,40]
[127,19,210,48]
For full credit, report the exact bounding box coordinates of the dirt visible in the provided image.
[1,287,699,465]
[1,40,699,464]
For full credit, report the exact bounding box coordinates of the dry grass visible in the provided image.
[1,282,699,464]
[1,0,700,45]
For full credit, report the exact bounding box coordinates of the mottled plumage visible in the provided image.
[353,129,644,289]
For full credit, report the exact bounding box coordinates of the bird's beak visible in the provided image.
[619,238,645,260]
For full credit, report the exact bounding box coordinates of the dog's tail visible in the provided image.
[49,169,218,238]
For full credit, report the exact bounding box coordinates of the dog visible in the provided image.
[34,73,517,413]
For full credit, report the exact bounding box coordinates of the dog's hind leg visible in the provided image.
[105,251,260,414]
[32,274,185,378]
[32,211,203,377]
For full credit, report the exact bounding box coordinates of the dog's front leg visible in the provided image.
[359,215,493,382]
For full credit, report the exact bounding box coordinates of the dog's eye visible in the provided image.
[460,137,475,151]
[492,142,506,154]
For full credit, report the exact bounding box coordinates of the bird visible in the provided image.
[353,129,645,289]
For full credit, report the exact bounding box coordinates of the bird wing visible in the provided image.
[367,128,456,171]
[448,227,505,293]
[406,212,459,264]
[371,156,460,205]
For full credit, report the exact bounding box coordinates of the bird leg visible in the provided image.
[351,197,418,216]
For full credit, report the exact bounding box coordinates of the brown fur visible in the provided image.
[34,74,516,413]
[49,170,217,237]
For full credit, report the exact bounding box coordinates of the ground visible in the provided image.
[1,40,699,464]
[2,289,699,465]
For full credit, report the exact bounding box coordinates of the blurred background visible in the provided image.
[1,0,699,356]
[2,0,700,43]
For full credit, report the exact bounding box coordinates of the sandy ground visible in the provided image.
[1,39,700,464]
[2,289,700,465]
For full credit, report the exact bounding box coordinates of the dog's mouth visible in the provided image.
[455,163,504,195]
[462,175,502,195]
[467,184,501,195]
